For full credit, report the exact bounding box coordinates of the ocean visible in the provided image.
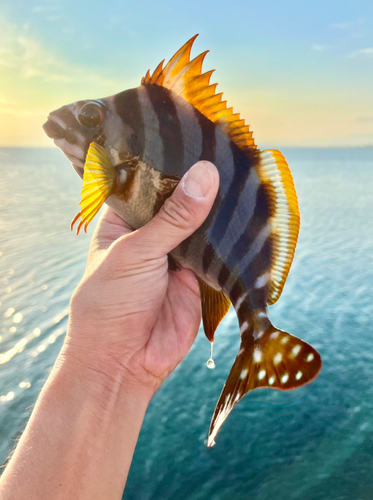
[0,147,372,499]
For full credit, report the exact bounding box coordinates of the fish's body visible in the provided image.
[43,36,322,446]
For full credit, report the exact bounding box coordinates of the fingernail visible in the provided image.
[182,162,214,200]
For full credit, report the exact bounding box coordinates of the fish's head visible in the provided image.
[43,99,109,178]
[43,92,140,178]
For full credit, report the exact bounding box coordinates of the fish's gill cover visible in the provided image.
[142,35,257,153]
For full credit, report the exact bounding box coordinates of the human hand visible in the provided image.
[64,161,219,398]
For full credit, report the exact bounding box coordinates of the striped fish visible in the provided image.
[43,35,322,447]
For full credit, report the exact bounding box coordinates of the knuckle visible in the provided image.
[159,195,197,230]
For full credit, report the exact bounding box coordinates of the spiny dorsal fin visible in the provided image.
[197,277,231,343]
[257,150,300,304]
[141,35,257,152]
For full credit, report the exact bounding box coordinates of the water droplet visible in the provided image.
[206,358,215,369]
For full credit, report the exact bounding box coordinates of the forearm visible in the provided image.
[0,346,151,500]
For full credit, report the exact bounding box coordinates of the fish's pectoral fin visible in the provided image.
[71,142,116,235]
[196,277,231,343]
[207,323,321,447]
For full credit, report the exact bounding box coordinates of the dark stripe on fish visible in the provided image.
[217,263,231,288]
[208,142,253,252]
[228,184,271,266]
[145,85,184,176]
[194,109,216,162]
[242,237,273,309]
[114,89,145,158]
[202,242,215,274]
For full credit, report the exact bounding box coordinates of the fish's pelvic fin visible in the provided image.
[142,35,257,153]
[256,150,300,304]
[207,322,321,447]
[71,142,116,235]
[197,277,231,343]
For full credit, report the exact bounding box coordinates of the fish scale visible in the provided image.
[42,35,322,447]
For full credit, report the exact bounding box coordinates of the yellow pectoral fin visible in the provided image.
[71,142,116,235]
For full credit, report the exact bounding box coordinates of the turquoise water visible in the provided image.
[0,147,373,499]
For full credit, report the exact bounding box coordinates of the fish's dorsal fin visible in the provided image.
[141,35,257,153]
[196,277,231,343]
[257,150,300,304]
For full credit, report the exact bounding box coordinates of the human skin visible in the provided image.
[0,161,219,500]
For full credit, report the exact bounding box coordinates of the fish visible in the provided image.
[42,35,322,447]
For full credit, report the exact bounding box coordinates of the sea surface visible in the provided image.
[0,147,373,499]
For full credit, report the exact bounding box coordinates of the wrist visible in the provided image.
[57,343,155,411]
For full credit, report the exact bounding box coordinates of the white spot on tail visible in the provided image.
[258,369,266,380]
[274,353,282,365]
[237,348,245,356]
[291,345,302,357]
[307,353,314,362]
[253,348,262,363]
[255,272,270,289]
[281,336,289,344]
[235,294,246,311]
[240,369,248,380]
[235,393,241,402]
[240,321,249,334]
[257,311,268,319]
[253,330,264,340]
[270,331,279,340]
[281,373,289,384]
[269,376,275,385]
[296,371,303,380]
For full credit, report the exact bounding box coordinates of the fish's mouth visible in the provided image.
[42,118,65,139]
[42,117,86,178]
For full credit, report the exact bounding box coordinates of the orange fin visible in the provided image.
[257,150,300,304]
[142,35,257,153]
[71,142,116,234]
[207,323,321,447]
[197,277,231,342]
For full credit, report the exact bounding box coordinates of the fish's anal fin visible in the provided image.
[141,35,257,153]
[207,324,321,447]
[196,277,231,343]
[71,142,116,235]
[257,150,300,304]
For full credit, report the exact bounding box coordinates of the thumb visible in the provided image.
[129,161,219,258]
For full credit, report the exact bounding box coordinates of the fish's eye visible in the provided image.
[77,102,103,128]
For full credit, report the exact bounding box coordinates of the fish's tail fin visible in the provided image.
[207,321,321,447]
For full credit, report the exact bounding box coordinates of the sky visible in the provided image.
[0,0,372,148]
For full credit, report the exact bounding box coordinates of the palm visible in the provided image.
[72,207,202,392]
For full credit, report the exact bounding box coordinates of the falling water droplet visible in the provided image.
[206,342,215,369]
[206,358,215,369]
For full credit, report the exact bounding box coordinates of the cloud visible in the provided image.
[312,44,329,51]
[347,48,373,58]
[32,4,59,12]
[0,18,120,88]
[331,20,364,30]
[352,115,373,124]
